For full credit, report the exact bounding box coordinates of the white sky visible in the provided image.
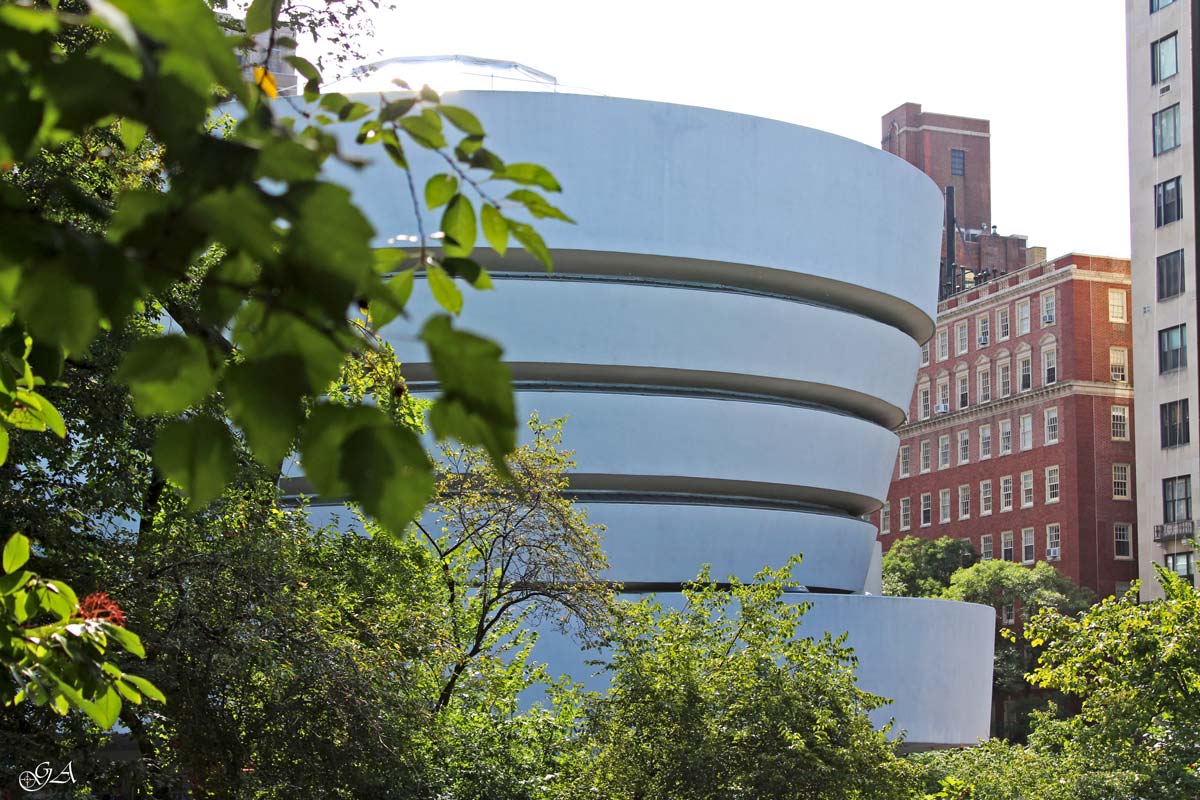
[317,0,1131,259]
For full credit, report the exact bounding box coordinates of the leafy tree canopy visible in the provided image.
[882,535,977,598]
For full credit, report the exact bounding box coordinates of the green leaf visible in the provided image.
[120,118,146,151]
[425,174,458,210]
[496,163,561,192]
[481,204,508,256]
[153,417,235,509]
[441,194,476,257]
[398,115,446,149]
[420,316,516,469]
[114,336,216,416]
[506,189,574,222]
[367,269,415,328]
[104,623,146,659]
[245,0,278,35]
[17,266,101,355]
[380,129,407,168]
[439,105,484,136]
[223,357,308,468]
[122,673,165,704]
[508,221,554,271]
[441,258,493,290]
[379,97,416,122]
[300,405,434,534]
[425,264,463,315]
[0,426,7,466]
[284,55,320,82]
[114,679,142,705]
[3,533,30,574]
[79,686,121,730]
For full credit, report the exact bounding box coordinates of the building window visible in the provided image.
[1157,250,1185,300]
[1114,523,1133,559]
[1040,290,1056,326]
[880,502,890,535]
[899,445,911,478]
[1019,414,1033,451]
[1045,407,1059,444]
[920,440,931,473]
[981,480,993,515]
[959,484,970,520]
[940,488,952,524]
[1164,475,1192,523]
[956,321,969,355]
[1110,348,1128,383]
[957,373,969,409]
[1152,0,1176,12]
[1109,289,1129,322]
[1160,399,1189,448]
[1112,405,1129,440]
[1002,603,1016,625]
[951,148,965,176]
[1152,32,1178,84]
[1001,476,1014,511]
[1018,353,1032,391]
[1047,524,1061,560]
[1001,530,1014,561]
[899,497,911,530]
[997,307,1010,341]
[919,386,931,420]
[1113,463,1131,500]
[981,533,993,559]
[939,435,950,469]
[1021,471,1035,508]
[978,365,992,403]
[1046,466,1060,503]
[1022,528,1035,564]
[921,340,930,365]
[999,361,1012,397]
[1158,323,1187,372]
[1155,177,1183,227]
[980,424,992,459]
[958,429,970,464]
[1154,103,1181,155]
[937,329,949,361]
[1043,346,1057,385]
[1166,552,1194,584]
[999,419,1012,455]
[977,315,991,346]
[921,493,932,526]
[937,378,950,412]
[1016,299,1031,336]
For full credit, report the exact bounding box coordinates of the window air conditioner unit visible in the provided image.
[978,334,990,346]
[935,403,950,414]
[1042,314,1055,325]
[1047,547,1060,560]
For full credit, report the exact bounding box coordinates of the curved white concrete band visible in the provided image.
[327,91,943,341]
[385,278,921,426]
[500,390,897,516]
[528,593,995,749]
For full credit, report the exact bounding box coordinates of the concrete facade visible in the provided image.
[1126,0,1200,599]
[302,88,995,747]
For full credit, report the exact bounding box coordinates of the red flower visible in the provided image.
[78,591,126,627]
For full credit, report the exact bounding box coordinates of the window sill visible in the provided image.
[1046,498,1060,505]
[1115,555,1135,561]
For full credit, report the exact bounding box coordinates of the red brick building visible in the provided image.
[876,104,1139,599]
[874,254,1139,599]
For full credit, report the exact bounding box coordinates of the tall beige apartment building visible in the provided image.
[1126,0,1198,598]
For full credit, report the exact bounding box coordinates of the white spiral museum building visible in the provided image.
[308,62,995,749]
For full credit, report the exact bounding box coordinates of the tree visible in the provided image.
[1018,570,1200,798]
[882,535,977,598]
[558,561,923,800]
[941,559,1092,741]
[0,0,570,723]
[411,414,612,713]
